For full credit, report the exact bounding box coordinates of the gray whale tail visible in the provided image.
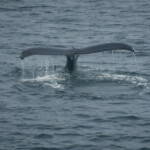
[20,43,134,71]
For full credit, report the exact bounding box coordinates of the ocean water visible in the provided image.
[0,0,150,150]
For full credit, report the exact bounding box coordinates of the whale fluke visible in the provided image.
[20,47,73,59]
[74,43,134,54]
[20,43,134,71]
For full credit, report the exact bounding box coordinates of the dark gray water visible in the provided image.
[0,0,150,150]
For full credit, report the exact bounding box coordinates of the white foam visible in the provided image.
[98,73,148,87]
[44,82,64,90]
[21,74,65,90]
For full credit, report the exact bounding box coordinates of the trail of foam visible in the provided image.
[98,73,149,87]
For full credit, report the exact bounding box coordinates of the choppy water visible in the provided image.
[0,0,150,150]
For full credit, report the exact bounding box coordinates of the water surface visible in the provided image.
[0,0,150,150]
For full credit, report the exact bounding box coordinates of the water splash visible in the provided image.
[20,56,65,90]
[20,52,149,91]
[21,60,25,79]
[21,74,65,90]
[133,52,139,73]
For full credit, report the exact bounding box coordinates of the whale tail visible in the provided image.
[20,43,134,71]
